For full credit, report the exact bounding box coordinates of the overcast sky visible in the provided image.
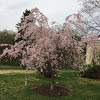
[0,0,81,32]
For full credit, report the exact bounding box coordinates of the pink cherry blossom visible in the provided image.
[0,8,91,91]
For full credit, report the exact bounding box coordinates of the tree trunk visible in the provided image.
[50,70,55,91]
[23,66,26,70]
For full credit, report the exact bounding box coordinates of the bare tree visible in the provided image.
[80,0,100,35]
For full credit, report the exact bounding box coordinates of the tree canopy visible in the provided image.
[0,8,87,90]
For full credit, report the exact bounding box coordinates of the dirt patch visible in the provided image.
[34,85,71,97]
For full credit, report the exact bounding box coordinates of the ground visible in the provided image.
[0,65,100,100]
[35,85,71,97]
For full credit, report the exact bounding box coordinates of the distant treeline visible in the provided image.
[0,30,15,54]
[0,30,15,44]
[0,30,20,66]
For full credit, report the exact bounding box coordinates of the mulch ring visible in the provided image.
[34,85,72,97]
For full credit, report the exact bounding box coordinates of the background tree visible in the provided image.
[16,9,31,32]
[80,0,100,35]
[16,9,31,43]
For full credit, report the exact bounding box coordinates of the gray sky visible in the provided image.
[0,0,81,31]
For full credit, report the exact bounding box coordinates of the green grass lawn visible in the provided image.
[0,65,100,100]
